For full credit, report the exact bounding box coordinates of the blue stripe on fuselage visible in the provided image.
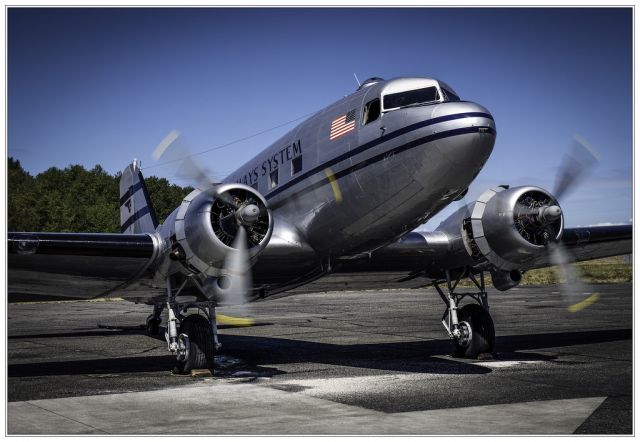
[265,111,494,201]
[267,124,496,210]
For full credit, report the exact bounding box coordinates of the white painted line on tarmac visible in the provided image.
[433,355,546,368]
[471,359,543,368]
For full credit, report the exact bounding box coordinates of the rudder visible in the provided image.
[119,159,159,234]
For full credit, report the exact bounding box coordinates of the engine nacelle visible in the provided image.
[461,186,563,272]
[170,183,273,277]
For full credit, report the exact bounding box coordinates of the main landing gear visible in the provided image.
[434,269,495,358]
[155,277,221,374]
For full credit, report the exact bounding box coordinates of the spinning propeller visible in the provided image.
[153,131,261,312]
[517,135,601,311]
[548,136,601,311]
[553,135,600,200]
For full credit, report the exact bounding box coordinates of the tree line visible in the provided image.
[8,157,192,233]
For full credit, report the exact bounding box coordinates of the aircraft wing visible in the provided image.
[7,224,631,299]
[517,224,632,270]
[8,232,162,300]
[284,224,632,295]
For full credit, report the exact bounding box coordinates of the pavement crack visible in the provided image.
[130,345,162,355]
[24,402,110,434]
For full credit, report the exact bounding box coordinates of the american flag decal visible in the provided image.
[330,109,356,140]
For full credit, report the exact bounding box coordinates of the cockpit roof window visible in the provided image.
[443,88,460,102]
[383,86,440,111]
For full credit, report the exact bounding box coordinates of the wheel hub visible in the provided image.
[456,321,472,348]
[176,333,190,362]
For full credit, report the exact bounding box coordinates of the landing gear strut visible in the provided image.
[161,277,221,374]
[434,269,495,358]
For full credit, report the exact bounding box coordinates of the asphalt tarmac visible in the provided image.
[7,283,632,435]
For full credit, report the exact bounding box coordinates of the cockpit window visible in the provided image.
[443,88,461,102]
[362,98,380,125]
[383,86,440,110]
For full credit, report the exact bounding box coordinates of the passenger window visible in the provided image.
[270,170,278,188]
[362,98,381,125]
[291,156,302,175]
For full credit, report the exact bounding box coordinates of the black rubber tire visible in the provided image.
[453,304,495,358]
[173,314,214,374]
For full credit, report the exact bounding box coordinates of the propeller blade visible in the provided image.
[548,241,599,312]
[544,136,600,311]
[153,130,219,190]
[215,189,241,209]
[218,225,252,307]
[152,131,257,321]
[553,135,600,200]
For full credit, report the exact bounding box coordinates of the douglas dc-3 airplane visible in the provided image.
[8,77,632,374]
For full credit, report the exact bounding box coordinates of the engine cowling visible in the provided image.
[461,186,563,272]
[171,183,273,277]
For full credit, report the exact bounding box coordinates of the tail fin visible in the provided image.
[119,159,159,234]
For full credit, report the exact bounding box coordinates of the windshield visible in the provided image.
[383,86,440,110]
[443,88,461,102]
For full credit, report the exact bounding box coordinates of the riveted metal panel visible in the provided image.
[471,219,485,237]
[476,236,492,255]
[471,201,486,220]
[176,200,190,221]
[476,188,498,204]
[175,219,186,241]
[182,189,200,203]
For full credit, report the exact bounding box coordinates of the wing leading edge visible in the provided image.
[523,225,632,270]
[307,224,632,293]
[8,232,162,300]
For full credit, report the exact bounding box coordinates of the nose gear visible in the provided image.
[434,269,495,358]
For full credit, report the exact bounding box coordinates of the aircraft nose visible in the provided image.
[437,100,496,137]
[434,101,496,166]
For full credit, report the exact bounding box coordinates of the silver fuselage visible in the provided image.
[6,77,497,301]
[225,77,496,292]
[10,78,633,303]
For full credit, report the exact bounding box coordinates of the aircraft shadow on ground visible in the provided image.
[8,329,148,340]
[7,328,631,378]
[7,322,271,340]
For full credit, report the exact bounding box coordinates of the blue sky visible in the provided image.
[8,7,632,228]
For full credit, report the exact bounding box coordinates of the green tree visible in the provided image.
[7,157,192,233]
[145,176,194,224]
[8,158,39,231]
